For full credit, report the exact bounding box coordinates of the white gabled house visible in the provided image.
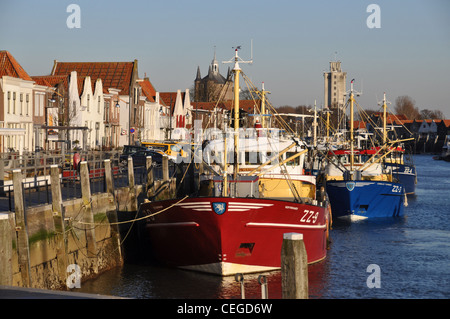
[69,71,105,150]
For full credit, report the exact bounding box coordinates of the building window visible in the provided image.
[105,101,110,121]
[39,94,44,116]
[34,93,39,116]
[26,94,29,115]
[7,91,11,114]
[13,92,16,114]
[20,93,23,115]
[98,96,101,113]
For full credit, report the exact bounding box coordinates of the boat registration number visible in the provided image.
[300,210,319,224]
[392,185,402,193]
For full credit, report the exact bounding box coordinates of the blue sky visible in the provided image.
[1,0,449,117]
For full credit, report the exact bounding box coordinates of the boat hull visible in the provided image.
[326,180,405,220]
[385,162,416,195]
[140,197,329,275]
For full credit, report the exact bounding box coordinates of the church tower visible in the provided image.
[194,49,233,102]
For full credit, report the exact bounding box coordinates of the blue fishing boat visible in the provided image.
[324,149,405,220]
[326,180,404,220]
[377,93,417,195]
[322,80,405,220]
[384,150,416,195]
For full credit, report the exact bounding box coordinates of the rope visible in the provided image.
[73,195,189,227]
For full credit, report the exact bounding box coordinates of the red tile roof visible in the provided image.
[353,121,366,129]
[31,74,98,96]
[160,92,185,110]
[139,79,156,102]
[32,75,68,88]
[441,119,450,127]
[51,61,136,95]
[0,51,33,81]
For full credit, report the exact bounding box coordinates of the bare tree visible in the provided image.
[395,95,420,120]
[420,108,444,119]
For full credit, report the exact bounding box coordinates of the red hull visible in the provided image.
[141,197,329,275]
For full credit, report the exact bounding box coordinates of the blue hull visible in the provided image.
[326,180,405,220]
[385,163,416,195]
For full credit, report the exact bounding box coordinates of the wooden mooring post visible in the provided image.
[50,165,69,286]
[127,157,138,212]
[281,232,308,299]
[146,156,154,198]
[104,159,122,264]
[80,161,98,274]
[0,212,13,286]
[13,169,32,287]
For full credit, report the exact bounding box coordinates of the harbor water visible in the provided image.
[76,155,449,299]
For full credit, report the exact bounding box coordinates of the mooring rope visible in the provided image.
[73,195,189,227]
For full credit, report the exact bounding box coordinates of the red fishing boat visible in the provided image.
[142,193,329,275]
[139,48,330,275]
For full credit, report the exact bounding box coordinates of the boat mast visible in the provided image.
[349,80,355,172]
[261,82,270,129]
[233,49,241,181]
[313,100,317,148]
[382,92,389,144]
[223,47,252,192]
[223,120,228,196]
[323,107,332,143]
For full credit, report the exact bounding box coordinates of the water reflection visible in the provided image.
[77,260,334,299]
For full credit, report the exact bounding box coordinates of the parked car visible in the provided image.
[122,145,148,156]
[120,149,168,168]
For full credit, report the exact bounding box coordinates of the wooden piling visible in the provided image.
[281,232,308,299]
[104,159,122,264]
[0,213,13,286]
[163,155,169,182]
[127,157,138,212]
[160,155,171,199]
[13,169,32,287]
[80,161,98,274]
[104,159,115,196]
[50,165,68,286]
[146,156,154,198]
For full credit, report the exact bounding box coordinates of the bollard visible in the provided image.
[281,232,308,299]
[235,273,245,299]
[258,275,268,299]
